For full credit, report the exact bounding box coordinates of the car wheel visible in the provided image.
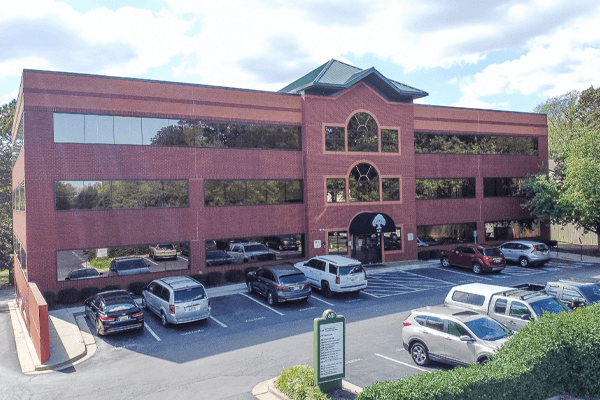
[160,311,170,327]
[410,342,430,366]
[138,322,145,333]
[322,282,332,298]
[478,356,490,365]
[141,297,147,309]
[95,318,104,336]
[267,291,276,306]
[519,257,530,268]
[472,263,482,274]
[247,281,254,294]
[441,257,450,268]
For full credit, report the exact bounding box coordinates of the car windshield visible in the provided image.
[116,259,146,270]
[465,317,511,341]
[174,287,206,303]
[245,244,268,252]
[530,297,570,316]
[279,274,306,284]
[482,248,502,256]
[339,265,364,275]
[579,285,600,303]
[206,250,227,259]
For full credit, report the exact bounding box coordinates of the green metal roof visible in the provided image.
[279,59,428,102]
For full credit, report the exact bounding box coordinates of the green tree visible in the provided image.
[0,99,16,271]
[524,87,600,250]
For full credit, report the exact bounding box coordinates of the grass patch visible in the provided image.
[0,269,9,285]
[89,258,110,271]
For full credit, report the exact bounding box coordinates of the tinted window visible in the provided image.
[465,317,510,341]
[529,298,568,316]
[482,248,502,256]
[451,291,485,306]
[415,178,476,200]
[425,316,444,331]
[579,285,600,302]
[509,301,530,318]
[414,132,538,155]
[447,321,469,337]
[339,265,363,275]
[414,315,427,326]
[279,274,306,284]
[329,264,337,274]
[327,178,346,203]
[54,113,85,143]
[325,126,345,151]
[534,243,549,251]
[315,260,326,271]
[494,299,507,314]
[347,112,378,152]
[174,287,206,303]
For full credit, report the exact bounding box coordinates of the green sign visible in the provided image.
[314,309,345,392]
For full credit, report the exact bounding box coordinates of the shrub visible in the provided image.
[275,365,329,400]
[100,284,121,292]
[429,249,443,259]
[357,303,600,400]
[128,281,147,296]
[204,271,222,287]
[243,266,259,278]
[58,288,81,304]
[43,291,57,306]
[224,269,244,283]
[190,274,206,285]
[80,286,100,300]
[417,251,431,261]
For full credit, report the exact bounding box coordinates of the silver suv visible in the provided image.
[227,242,276,264]
[498,240,551,267]
[294,255,367,297]
[142,276,210,327]
[402,305,512,367]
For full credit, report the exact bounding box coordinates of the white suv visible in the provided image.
[294,255,367,297]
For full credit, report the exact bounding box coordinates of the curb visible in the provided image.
[252,377,362,400]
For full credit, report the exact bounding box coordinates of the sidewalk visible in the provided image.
[3,250,600,377]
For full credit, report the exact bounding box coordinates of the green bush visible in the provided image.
[417,250,431,261]
[43,291,57,306]
[190,274,206,285]
[80,287,100,300]
[204,271,222,287]
[224,269,244,283]
[357,303,600,400]
[275,365,329,400]
[58,288,81,304]
[100,284,121,292]
[128,281,148,296]
[429,249,443,259]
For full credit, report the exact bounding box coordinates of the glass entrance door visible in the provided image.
[351,234,381,264]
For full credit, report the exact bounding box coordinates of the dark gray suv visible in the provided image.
[246,264,311,306]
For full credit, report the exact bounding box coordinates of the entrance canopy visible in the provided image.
[349,212,396,235]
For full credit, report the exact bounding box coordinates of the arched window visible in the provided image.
[347,112,378,152]
[349,163,379,202]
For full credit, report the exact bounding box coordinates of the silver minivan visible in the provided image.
[142,276,210,327]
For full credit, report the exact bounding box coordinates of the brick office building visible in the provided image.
[11,59,548,294]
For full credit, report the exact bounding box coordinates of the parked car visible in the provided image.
[417,236,440,247]
[227,242,276,264]
[142,276,210,327]
[544,279,600,309]
[205,250,235,266]
[246,264,311,305]
[294,255,367,297]
[108,257,151,276]
[497,240,551,267]
[84,290,144,336]
[65,267,101,280]
[148,243,177,261]
[440,244,506,274]
[444,283,569,331]
[402,305,512,367]
[264,235,299,251]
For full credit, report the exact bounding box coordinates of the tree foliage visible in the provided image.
[0,99,16,271]
[524,87,600,248]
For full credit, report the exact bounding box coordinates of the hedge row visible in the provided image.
[357,303,600,400]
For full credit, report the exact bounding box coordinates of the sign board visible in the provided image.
[407,233,414,241]
[314,240,322,249]
[314,309,345,393]
[97,248,108,258]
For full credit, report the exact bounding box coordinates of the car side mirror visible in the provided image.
[460,335,475,342]
[521,314,531,321]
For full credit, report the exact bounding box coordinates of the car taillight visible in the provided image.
[303,282,310,288]
[99,315,115,322]
[336,274,340,284]
[531,246,537,253]
[208,300,211,308]
[403,314,412,326]
[276,285,289,290]
[156,246,161,250]
[483,256,490,262]
[132,311,143,318]
[169,305,175,314]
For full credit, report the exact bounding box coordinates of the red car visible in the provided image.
[440,244,506,274]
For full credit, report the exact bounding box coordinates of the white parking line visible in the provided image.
[210,315,228,328]
[239,293,285,316]
[375,353,431,373]
[434,268,494,280]
[145,323,161,341]
[310,295,334,306]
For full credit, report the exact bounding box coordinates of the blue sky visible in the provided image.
[1,0,599,113]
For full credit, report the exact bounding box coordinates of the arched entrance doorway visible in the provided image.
[349,212,396,264]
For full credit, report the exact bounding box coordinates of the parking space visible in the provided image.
[363,270,456,298]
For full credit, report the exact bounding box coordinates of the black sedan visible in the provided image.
[246,264,311,306]
[84,290,144,336]
[206,250,235,266]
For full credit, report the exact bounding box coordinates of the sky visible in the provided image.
[1,0,600,113]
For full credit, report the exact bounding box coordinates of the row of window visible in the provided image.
[55,180,189,211]
[415,177,526,200]
[325,112,399,153]
[11,114,24,168]
[13,234,27,274]
[326,163,400,203]
[414,132,538,155]
[53,113,301,151]
[12,181,25,212]
[204,180,303,206]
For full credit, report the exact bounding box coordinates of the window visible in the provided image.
[415,178,475,200]
[13,234,26,276]
[12,181,25,212]
[347,112,378,152]
[484,219,540,241]
[414,132,538,155]
[382,178,400,201]
[325,126,345,151]
[114,116,143,145]
[418,223,477,245]
[328,231,348,254]
[381,129,398,152]
[494,299,508,314]
[509,301,530,318]
[384,228,402,251]
[451,291,485,306]
[349,163,379,202]
[425,316,444,331]
[204,180,303,206]
[84,114,114,144]
[208,234,304,264]
[327,178,346,203]
[484,177,525,197]
[11,113,24,167]
[447,321,469,337]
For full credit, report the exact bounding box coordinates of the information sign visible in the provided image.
[314,309,345,393]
